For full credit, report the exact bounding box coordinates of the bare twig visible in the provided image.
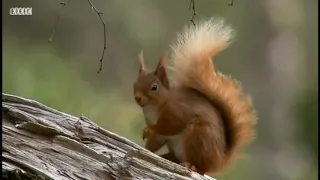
[87,0,107,74]
[229,0,234,6]
[189,0,196,26]
[48,0,69,43]
[49,0,107,73]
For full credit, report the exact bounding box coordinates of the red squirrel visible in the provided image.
[135,52,180,164]
[133,18,256,175]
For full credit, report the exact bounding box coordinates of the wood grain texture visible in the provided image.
[2,93,216,180]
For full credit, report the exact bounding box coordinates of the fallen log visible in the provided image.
[2,93,215,180]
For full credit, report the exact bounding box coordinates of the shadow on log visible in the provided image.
[2,93,215,180]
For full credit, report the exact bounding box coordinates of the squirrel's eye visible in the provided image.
[151,84,158,91]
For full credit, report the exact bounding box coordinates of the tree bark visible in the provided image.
[2,93,215,180]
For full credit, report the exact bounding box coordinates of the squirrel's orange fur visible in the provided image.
[133,18,256,175]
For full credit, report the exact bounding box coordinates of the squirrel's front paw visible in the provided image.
[142,126,154,140]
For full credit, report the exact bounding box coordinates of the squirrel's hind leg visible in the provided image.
[183,123,224,175]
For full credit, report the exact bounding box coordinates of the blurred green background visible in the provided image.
[3,0,318,180]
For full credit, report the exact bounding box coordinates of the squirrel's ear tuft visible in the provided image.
[138,51,146,75]
[154,53,170,89]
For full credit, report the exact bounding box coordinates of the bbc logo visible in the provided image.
[10,7,32,16]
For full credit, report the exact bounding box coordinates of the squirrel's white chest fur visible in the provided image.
[142,106,186,161]
[142,106,158,126]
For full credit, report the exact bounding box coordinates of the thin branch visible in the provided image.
[48,0,69,43]
[87,0,107,74]
[229,0,235,6]
[49,0,107,74]
[189,0,196,26]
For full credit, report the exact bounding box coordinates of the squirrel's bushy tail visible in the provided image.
[170,18,256,171]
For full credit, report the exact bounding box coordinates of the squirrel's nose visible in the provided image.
[135,96,142,103]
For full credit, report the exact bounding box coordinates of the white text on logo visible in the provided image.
[10,7,32,16]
